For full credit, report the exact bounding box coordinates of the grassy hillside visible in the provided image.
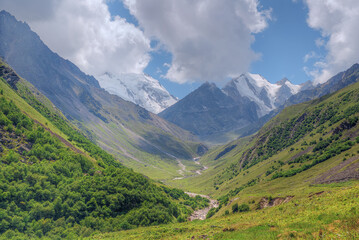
[0,63,210,239]
[0,11,206,182]
[87,71,359,239]
[169,74,359,197]
[88,180,359,239]
[0,58,204,182]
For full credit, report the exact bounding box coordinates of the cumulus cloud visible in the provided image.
[0,0,59,21]
[305,0,359,84]
[0,0,151,76]
[123,0,271,83]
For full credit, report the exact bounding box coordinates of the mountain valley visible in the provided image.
[0,10,204,181]
[109,60,359,240]
[1,6,359,240]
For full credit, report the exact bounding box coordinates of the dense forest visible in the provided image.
[0,83,208,239]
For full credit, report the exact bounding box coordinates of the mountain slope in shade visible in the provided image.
[159,82,258,137]
[160,73,304,144]
[0,10,202,178]
[97,72,177,114]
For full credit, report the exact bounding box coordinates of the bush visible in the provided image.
[3,150,20,164]
[238,204,250,212]
[177,215,186,223]
[232,203,238,213]
[206,207,218,219]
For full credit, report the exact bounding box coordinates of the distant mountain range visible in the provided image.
[160,65,359,144]
[222,73,308,117]
[97,72,177,114]
[160,73,309,143]
[284,63,359,107]
[0,10,203,175]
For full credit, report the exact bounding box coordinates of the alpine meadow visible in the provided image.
[0,1,359,240]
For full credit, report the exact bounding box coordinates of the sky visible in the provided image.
[0,0,359,98]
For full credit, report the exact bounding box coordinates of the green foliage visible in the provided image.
[240,98,359,171]
[227,178,258,198]
[232,203,238,213]
[16,85,121,168]
[273,137,355,180]
[206,207,218,219]
[238,203,250,212]
[0,96,202,239]
[232,203,250,213]
[161,186,209,211]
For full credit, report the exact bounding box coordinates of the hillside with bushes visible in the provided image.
[86,64,359,240]
[0,61,209,239]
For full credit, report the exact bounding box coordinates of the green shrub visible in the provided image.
[206,207,218,219]
[232,203,239,213]
[238,204,250,212]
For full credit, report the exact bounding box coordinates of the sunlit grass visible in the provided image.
[88,181,359,239]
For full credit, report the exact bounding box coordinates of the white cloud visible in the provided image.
[123,0,271,83]
[0,0,59,21]
[0,0,151,76]
[303,51,318,62]
[315,38,325,47]
[305,0,359,84]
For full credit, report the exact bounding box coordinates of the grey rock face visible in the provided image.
[159,82,258,137]
[160,73,306,143]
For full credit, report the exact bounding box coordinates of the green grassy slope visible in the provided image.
[0,62,210,239]
[0,59,204,181]
[89,181,359,239]
[89,72,359,240]
[170,74,359,198]
[0,9,205,181]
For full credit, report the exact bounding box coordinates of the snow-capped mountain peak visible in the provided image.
[223,73,302,117]
[276,78,301,95]
[96,72,177,114]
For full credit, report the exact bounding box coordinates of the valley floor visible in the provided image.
[88,180,359,240]
[186,192,219,221]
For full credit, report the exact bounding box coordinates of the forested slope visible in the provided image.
[0,60,209,239]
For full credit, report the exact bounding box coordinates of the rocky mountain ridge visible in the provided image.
[160,73,305,143]
[97,72,177,114]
